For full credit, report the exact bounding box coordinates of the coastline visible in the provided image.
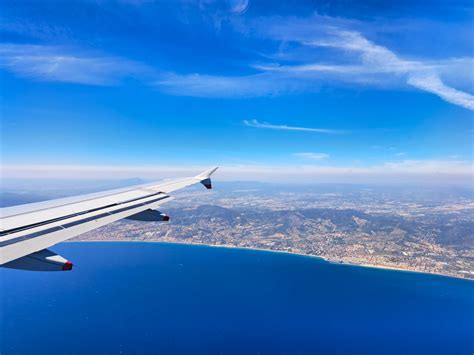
[67,239,472,281]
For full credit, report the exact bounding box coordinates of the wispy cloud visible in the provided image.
[2,13,473,111]
[293,152,330,160]
[408,73,474,111]
[228,0,250,14]
[154,14,474,110]
[243,119,345,134]
[305,29,474,110]
[0,44,148,85]
[155,72,307,97]
[252,21,474,110]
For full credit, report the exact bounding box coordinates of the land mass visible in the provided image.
[68,182,473,280]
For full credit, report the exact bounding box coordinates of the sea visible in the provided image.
[1,242,473,355]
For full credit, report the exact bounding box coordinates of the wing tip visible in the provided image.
[196,167,218,189]
[196,167,219,179]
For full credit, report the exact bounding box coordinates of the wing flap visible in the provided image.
[126,208,170,221]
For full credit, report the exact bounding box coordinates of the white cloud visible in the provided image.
[155,72,307,97]
[2,15,473,111]
[408,73,474,111]
[243,119,344,134]
[256,23,474,110]
[155,14,474,110]
[293,152,330,160]
[0,44,148,85]
[228,0,250,14]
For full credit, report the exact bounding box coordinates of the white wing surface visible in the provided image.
[0,167,218,271]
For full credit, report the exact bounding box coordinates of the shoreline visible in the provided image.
[67,240,472,281]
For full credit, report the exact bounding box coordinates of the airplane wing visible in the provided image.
[0,167,218,271]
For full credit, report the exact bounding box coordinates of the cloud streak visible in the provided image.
[408,73,474,111]
[295,28,474,110]
[0,44,148,85]
[293,152,330,160]
[1,14,473,111]
[155,15,474,110]
[243,119,345,134]
[156,72,300,97]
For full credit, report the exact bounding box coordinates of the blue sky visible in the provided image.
[1,0,473,183]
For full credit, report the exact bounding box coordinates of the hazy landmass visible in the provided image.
[2,181,473,279]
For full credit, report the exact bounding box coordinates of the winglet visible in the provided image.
[195,167,218,189]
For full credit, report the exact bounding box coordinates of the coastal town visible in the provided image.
[74,182,474,280]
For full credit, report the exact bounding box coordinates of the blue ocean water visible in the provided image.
[1,242,473,355]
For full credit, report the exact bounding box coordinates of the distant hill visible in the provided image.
[165,205,473,249]
[0,192,50,207]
